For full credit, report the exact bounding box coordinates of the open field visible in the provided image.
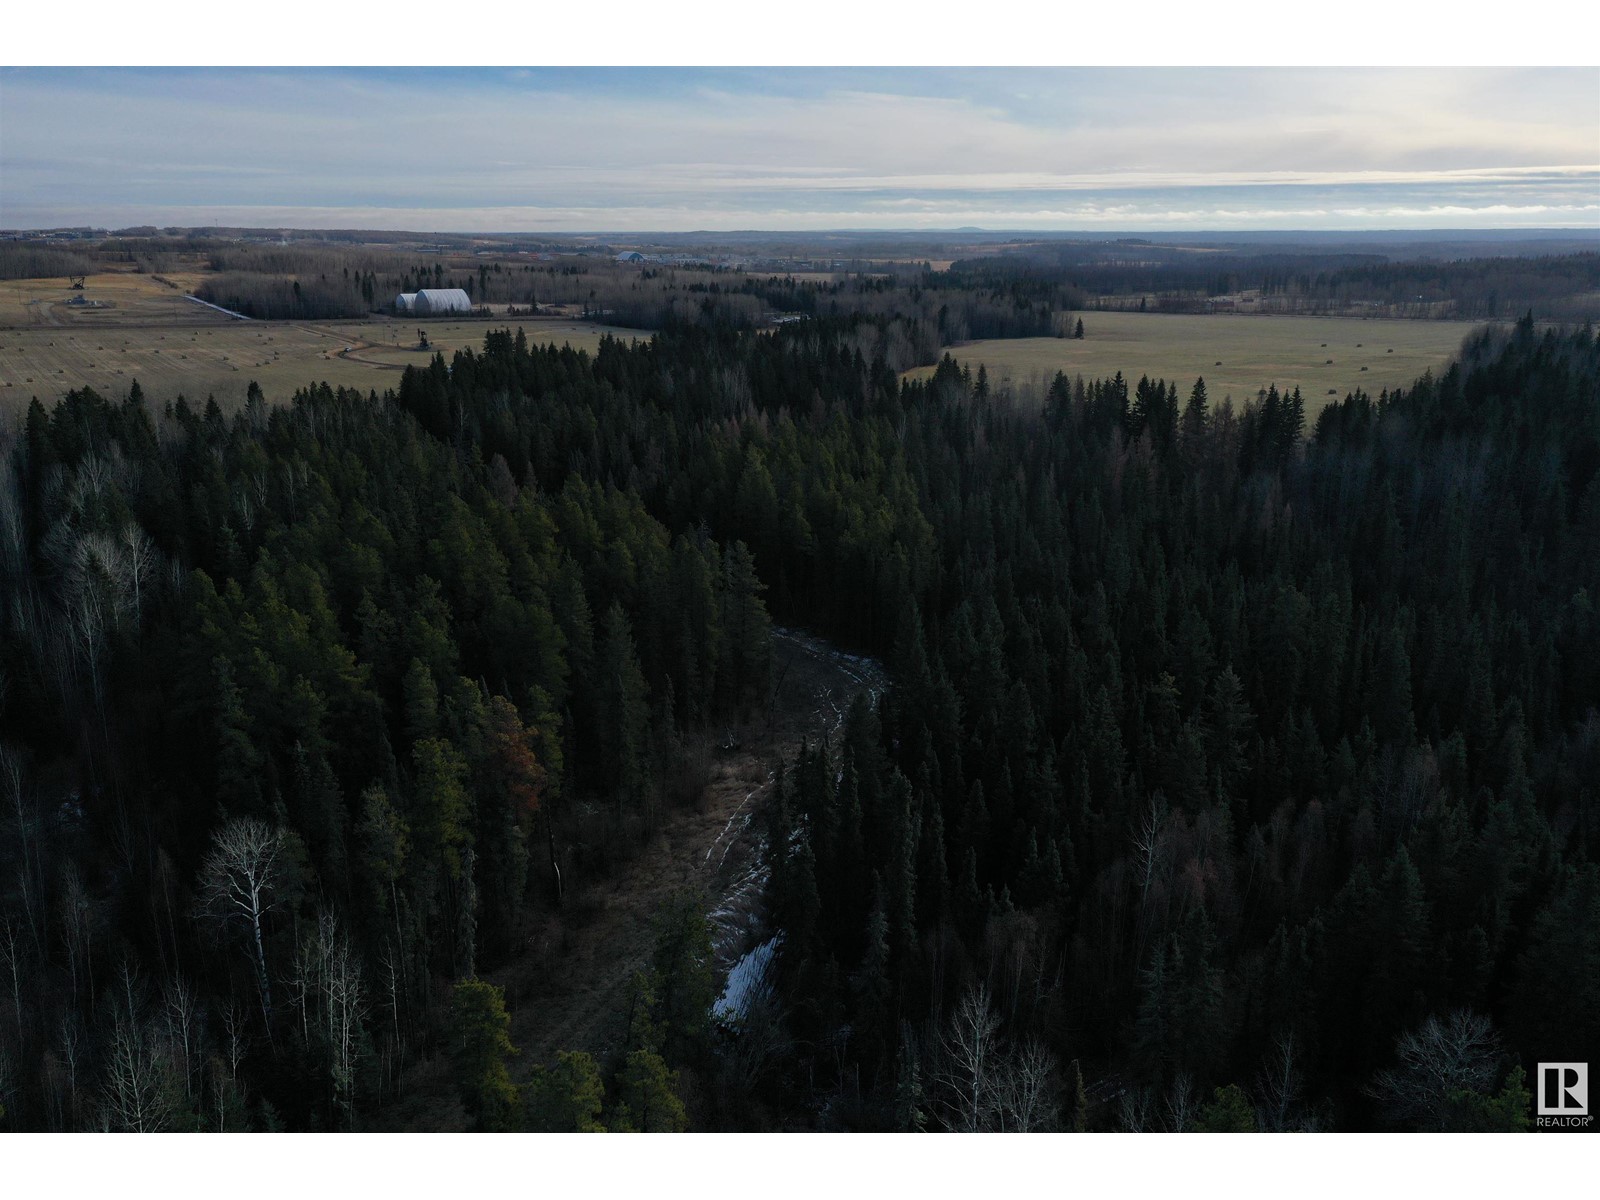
[0,271,228,328]
[904,312,1484,413]
[0,316,644,416]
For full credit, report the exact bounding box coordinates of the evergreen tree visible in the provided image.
[651,892,716,1064]
[596,602,652,820]
[526,1051,606,1132]
[718,540,772,715]
[612,1050,688,1132]
[449,979,520,1132]
[1193,1084,1256,1132]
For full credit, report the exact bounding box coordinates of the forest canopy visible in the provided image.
[0,307,1595,1132]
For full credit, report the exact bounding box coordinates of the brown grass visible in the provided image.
[0,317,642,415]
[0,271,226,329]
[904,311,1483,415]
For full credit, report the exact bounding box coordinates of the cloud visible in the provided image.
[2,67,1596,230]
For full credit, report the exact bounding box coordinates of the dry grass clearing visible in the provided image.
[0,318,643,416]
[904,312,1483,414]
[0,271,226,329]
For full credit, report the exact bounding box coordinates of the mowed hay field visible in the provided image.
[904,312,1483,414]
[0,314,644,417]
[0,271,232,328]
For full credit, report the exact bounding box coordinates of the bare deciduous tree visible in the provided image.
[0,918,25,1051]
[205,1053,247,1132]
[57,1018,84,1129]
[99,962,177,1133]
[0,454,27,584]
[1256,1029,1305,1131]
[221,997,250,1082]
[58,863,95,1004]
[197,817,285,1031]
[0,1045,16,1129]
[161,975,201,1104]
[288,919,323,1047]
[116,522,158,621]
[1165,1070,1197,1131]
[1117,1083,1154,1132]
[326,933,367,1123]
[934,982,1003,1132]
[1002,1037,1061,1132]
[291,908,369,1124]
[1367,1009,1501,1130]
[100,1014,176,1133]
[2,746,43,955]
[376,937,404,1103]
[1132,791,1169,962]
[931,982,1064,1132]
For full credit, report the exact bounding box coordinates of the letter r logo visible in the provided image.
[1537,1063,1588,1115]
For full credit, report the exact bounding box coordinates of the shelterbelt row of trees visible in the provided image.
[0,312,1595,1131]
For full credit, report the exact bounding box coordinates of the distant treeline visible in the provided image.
[953,247,1600,321]
[187,252,1066,361]
[194,272,379,321]
[0,243,97,281]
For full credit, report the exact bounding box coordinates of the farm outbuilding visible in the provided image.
[414,288,472,315]
[394,293,418,314]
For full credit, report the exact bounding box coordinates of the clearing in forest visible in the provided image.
[377,631,885,1130]
[904,311,1482,414]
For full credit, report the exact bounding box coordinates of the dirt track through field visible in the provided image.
[384,628,885,1129]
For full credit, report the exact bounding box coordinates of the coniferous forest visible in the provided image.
[1,309,1597,1133]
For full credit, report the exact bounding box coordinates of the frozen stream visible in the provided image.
[709,627,886,1021]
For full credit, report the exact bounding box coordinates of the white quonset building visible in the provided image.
[394,292,418,314]
[414,288,472,315]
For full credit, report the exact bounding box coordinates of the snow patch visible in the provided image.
[714,934,783,1021]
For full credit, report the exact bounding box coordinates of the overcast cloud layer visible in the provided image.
[2,67,1597,232]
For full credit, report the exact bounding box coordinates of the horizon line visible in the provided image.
[7,224,1598,238]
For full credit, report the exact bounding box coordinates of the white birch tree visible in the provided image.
[1002,1037,1061,1132]
[933,982,1002,1132]
[197,817,285,1031]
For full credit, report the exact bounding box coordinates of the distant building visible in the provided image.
[413,288,472,315]
[394,292,418,313]
[615,251,646,263]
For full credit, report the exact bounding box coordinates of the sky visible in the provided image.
[2,66,1597,233]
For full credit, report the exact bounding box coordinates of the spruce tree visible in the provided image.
[450,979,520,1132]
